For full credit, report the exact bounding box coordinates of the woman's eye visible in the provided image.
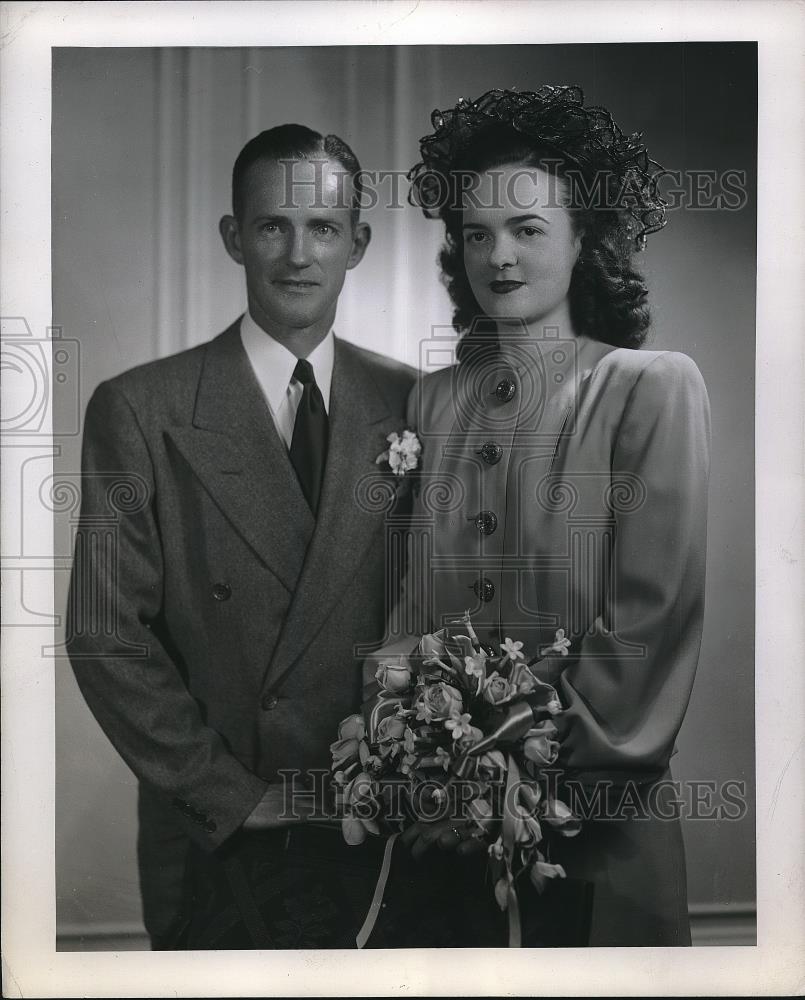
[517,226,543,238]
[465,231,489,244]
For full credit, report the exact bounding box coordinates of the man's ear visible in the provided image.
[219,215,244,265]
[346,221,371,270]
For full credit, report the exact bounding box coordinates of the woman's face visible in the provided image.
[461,162,581,329]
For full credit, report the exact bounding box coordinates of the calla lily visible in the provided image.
[512,803,543,845]
[494,875,511,911]
[529,858,567,893]
[518,781,543,814]
[468,796,496,836]
[541,797,581,836]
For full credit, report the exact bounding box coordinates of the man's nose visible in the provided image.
[488,235,518,269]
[287,228,313,267]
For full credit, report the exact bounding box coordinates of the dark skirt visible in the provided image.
[169,824,593,949]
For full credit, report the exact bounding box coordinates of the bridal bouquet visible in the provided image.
[328,612,581,946]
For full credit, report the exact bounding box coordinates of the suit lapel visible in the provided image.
[262,338,393,688]
[166,322,314,593]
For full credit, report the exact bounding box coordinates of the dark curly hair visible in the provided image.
[408,88,668,361]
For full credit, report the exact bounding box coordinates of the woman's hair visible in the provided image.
[408,87,668,360]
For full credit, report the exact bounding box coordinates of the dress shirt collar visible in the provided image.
[239,310,335,414]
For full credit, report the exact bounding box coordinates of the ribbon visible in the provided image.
[501,753,523,947]
[355,832,400,949]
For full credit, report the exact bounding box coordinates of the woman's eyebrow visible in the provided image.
[507,213,551,226]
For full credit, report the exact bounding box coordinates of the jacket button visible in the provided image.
[261,693,279,711]
[204,819,217,834]
[473,510,498,535]
[212,582,231,601]
[494,377,517,402]
[473,577,495,602]
[478,442,503,465]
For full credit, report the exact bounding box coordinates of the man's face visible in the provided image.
[220,156,369,336]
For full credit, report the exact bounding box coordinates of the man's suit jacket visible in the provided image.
[66,320,415,934]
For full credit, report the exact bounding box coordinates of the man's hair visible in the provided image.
[231,123,363,226]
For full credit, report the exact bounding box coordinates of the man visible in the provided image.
[66,124,415,948]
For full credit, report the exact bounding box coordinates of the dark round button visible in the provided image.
[474,510,498,535]
[261,693,279,711]
[478,442,503,466]
[494,377,517,402]
[473,577,495,602]
[212,582,231,602]
[204,819,217,834]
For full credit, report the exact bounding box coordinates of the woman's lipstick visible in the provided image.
[489,280,525,294]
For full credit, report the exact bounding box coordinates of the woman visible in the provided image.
[368,86,711,947]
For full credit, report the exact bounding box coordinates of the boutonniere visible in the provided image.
[375,429,422,478]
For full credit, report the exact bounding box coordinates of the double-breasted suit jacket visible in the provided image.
[66,320,415,935]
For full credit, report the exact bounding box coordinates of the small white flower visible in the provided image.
[375,429,422,477]
[539,628,571,658]
[500,637,525,663]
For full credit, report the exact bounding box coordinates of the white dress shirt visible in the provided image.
[239,311,335,451]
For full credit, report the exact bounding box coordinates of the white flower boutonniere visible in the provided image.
[375,429,422,477]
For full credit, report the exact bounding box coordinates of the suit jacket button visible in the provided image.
[204,819,217,833]
[478,442,503,465]
[473,510,498,535]
[261,693,279,711]
[212,582,232,601]
[494,377,517,402]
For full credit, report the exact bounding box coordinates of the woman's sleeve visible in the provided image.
[557,351,712,777]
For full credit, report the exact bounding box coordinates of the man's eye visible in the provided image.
[465,231,488,244]
[517,226,543,238]
[260,222,280,234]
[315,224,336,236]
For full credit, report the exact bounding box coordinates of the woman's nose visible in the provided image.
[488,235,517,269]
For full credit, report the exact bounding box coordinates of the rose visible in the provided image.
[330,735,364,769]
[523,720,559,766]
[375,659,413,694]
[337,714,365,741]
[482,671,513,706]
[415,681,464,722]
[376,714,407,753]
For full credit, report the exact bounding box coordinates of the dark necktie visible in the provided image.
[289,358,329,516]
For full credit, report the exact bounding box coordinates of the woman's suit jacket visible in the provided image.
[396,334,711,784]
[374,334,711,945]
